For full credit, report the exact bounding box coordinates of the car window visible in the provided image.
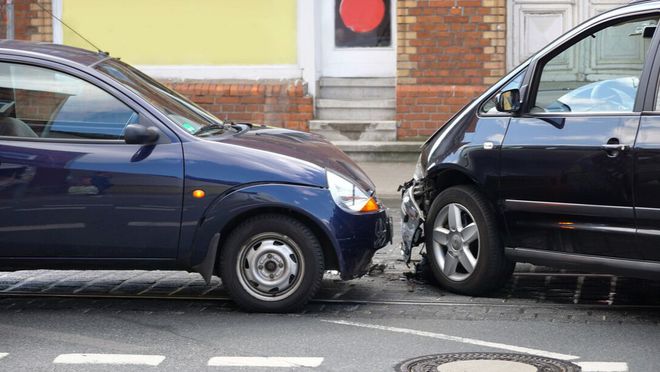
[0,62,137,140]
[480,68,527,114]
[95,60,230,137]
[532,16,658,114]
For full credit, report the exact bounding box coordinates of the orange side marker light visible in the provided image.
[192,189,206,199]
[360,197,380,213]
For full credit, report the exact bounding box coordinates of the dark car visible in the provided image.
[0,41,391,312]
[401,1,660,295]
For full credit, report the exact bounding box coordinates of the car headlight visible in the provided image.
[413,154,426,180]
[327,170,379,213]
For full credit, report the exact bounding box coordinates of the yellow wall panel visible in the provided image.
[61,0,297,65]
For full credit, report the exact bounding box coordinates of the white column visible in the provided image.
[297,0,321,100]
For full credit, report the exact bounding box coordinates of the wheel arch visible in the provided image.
[186,183,343,284]
[424,165,505,234]
[213,206,340,276]
[426,165,482,203]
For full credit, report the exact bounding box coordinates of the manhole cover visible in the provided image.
[396,353,581,372]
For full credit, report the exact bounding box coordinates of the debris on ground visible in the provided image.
[367,263,387,276]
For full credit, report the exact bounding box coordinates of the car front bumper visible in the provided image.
[400,180,425,263]
[334,205,392,280]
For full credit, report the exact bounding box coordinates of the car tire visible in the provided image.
[425,185,514,296]
[219,214,324,312]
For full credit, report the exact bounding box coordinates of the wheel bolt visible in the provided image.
[258,265,264,270]
[278,263,284,268]
[269,274,274,279]
[267,254,273,259]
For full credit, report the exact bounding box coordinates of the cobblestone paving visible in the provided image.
[0,267,658,325]
[0,202,658,325]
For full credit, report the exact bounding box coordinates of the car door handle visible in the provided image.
[601,144,629,151]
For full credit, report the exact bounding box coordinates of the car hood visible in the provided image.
[217,126,376,193]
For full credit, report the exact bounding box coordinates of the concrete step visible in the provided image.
[319,77,396,100]
[320,77,395,88]
[317,99,396,109]
[316,99,396,120]
[334,140,424,162]
[320,86,395,100]
[309,120,396,142]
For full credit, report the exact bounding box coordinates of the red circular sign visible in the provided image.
[339,0,386,33]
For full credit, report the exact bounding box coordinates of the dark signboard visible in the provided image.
[335,0,391,48]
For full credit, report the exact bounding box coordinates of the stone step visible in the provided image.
[316,99,396,120]
[309,120,397,142]
[320,77,395,88]
[333,140,424,162]
[320,86,395,100]
[317,99,396,109]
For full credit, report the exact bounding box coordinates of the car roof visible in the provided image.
[0,40,108,67]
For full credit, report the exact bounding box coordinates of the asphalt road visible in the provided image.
[0,202,657,371]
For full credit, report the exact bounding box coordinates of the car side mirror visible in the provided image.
[495,89,521,113]
[124,124,160,145]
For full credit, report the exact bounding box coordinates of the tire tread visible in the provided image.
[219,214,324,312]
[425,185,514,295]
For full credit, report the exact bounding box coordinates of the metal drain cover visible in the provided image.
[396,353,581,372]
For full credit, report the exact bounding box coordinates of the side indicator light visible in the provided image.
[192,189,206,199]
[360,197,380,213]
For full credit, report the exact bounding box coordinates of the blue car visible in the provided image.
[0,41,391,312]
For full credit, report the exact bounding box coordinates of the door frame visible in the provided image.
[297,0,396,98]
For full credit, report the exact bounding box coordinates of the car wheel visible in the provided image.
[219,214,324,312]
[425,185,514,295]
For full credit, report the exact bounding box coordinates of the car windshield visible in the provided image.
[95,59,227,137]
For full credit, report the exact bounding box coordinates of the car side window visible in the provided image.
[480,68,527,115]
[532,17,658,114]
[0,62,137,140]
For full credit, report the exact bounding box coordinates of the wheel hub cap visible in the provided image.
[237,235,303,301]
[450,234,462,251]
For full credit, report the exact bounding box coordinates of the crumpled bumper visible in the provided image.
[400,180,425,263]
[335,207,392,280]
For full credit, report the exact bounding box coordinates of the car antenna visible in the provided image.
[33,2,107,56]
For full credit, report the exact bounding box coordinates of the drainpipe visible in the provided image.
[6,0,14,40]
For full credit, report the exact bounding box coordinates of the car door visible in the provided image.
[0,60,184,259]
[500,14,659,260]
[633,36,660,262]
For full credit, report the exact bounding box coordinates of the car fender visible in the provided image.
[185,183,342,283]
[423,112,510,202]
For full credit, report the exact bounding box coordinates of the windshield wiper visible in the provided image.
[194,123,228,136]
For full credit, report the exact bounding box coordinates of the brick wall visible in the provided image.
[167,80,314,131]
[397,0,506,140]
[0,0,53,41]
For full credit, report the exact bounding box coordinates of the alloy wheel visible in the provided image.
[431,202,480,282]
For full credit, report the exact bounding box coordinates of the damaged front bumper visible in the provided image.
[400,179,425,263]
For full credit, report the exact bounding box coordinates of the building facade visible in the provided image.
[2,0,627,157]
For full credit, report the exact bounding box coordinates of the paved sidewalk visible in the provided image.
[356,161,416,199]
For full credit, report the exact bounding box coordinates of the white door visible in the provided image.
[320,0,396,77]
[507,0,628,71]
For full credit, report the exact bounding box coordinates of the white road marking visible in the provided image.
[577,362,629,372]
[321,319,579,361]
[0,353,7,360]
[53,353,165,366]
[207,357,324,368]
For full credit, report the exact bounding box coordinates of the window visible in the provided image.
[480,68,527,114]
[96,59,232,137]
[532,17,657,113]
[335,0,392,47]
[0,62,137,140]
